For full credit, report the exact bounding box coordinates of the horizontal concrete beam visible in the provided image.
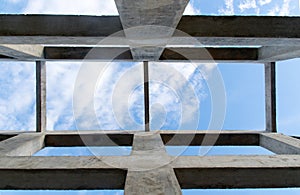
[161,133,259,146]
[259,46,300,62]
[44,47,132,61]
[160,47,258,62]
[0,156,126,189]
[260,133,300,154]
[45,134,133,147]
[0,133,44,156]
[0,44,44,59]
[1,15,300,46]
[172,155,300,188]
[43,46,259,62]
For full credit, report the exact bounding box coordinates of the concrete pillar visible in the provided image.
[264,62,276,132]
[36,61,46,132]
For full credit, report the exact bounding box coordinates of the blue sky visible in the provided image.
[0,0,300,194]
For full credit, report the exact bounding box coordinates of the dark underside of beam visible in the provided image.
[0,169,127,190]
[160,48,258,61]
[44,47,133,60]
[45,134,134,147]
[44,47,258,62]
[0,134,16,142]
[175,168,300,188]
[0,54,13,59]
[160,133,259,146]
[1,15,300,38]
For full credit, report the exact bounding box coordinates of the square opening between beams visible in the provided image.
[34,133,133,156]
[160,133,274,156]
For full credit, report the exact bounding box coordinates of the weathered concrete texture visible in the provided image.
[0,167,126,190]
[125,132,181,194]
[259,46,300,61]
[161,132,259,146]
[44,47,132,61]
[0,133,44,156]
[173,155,300,187]
[260,133,300,154]
[175,168,300,188]
[36,61,46,132]
[42,46,259,62]
[114,0,189,60]
[45,134,133,147]
[264,62,276,132]
[0,44,43,59]
[0,131,300,190]
[125,167,181,195]
[1,15,300,46]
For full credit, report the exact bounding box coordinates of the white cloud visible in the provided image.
[280,0,291,15]
[239,0,257,12]
[258,0,272,6]
[23,0,118,15]
[183,1,201,15]
[219,0,234,15]
[0,62,36,131]
[268,0,291,15]
[46,62,81,130]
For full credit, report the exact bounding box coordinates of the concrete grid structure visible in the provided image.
[0,0,300,194]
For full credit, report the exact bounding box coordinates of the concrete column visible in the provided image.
[143,61,150,132]
[36,61,46,132]
[265,62,276,132]
[125,132,181,195]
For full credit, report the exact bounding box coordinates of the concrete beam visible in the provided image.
[0,44,43,59]
[125,167,181,195]
[36,61,46,132]
[125,132,181,194]
[45,134,133,147]
[259,46,300,61]
[0,133,44,156]
[1,15,300,46]
[44,47,132,61]
[172,155,300,188]
[143,61,150,131]
[161,47,258,62]
[43,46,258,62]
[265,62,276,132]
[260,133,300,154]
[114,0,189,60]
[161,132,259,146]
[0,156,126,190]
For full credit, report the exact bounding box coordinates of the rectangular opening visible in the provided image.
[166,146,274,156]
[34,146,132,156]
[0,61,36,131]
[218,64,265,130]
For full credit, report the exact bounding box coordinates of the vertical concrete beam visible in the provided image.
[143,61,150,132]
[125,133,181,194]
[265,62,276,132]
[260,133,300,154]
[36,61,46,132]
[114,0,189,60]
[0,133,45,156]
